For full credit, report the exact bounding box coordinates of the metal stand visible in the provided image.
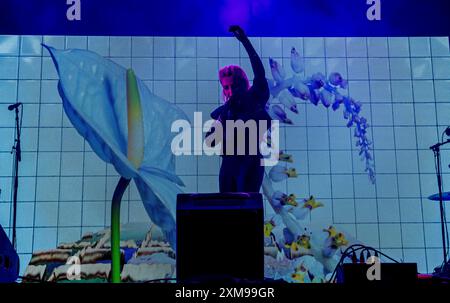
[9,102,22,249]
[430,139,449,273]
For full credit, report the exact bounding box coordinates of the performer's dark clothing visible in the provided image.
[207,37,271,193]
[218,156,265,193]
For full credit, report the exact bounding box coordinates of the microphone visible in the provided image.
[8,102,22,111]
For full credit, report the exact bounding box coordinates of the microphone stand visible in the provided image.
[430,139,450,273]
[10,104,22,249]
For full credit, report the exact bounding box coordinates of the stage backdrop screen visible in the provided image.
[0,35,449,277]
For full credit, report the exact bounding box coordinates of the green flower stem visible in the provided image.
[111,177,131,283]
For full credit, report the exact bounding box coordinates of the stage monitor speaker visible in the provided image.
[336,263,418,284]
[0,224,19,283]
[176,193,264,283]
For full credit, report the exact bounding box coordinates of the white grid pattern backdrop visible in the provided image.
[0,36,450,275]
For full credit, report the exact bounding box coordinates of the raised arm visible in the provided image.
[229,25,269,105]
[229,25,265,80]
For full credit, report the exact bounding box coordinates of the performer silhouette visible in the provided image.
[206,25,271,193]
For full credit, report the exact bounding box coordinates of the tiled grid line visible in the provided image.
[280,38,289,221]
[55,35,67,249]
[3,173,450,190]
[11,51,447,60]
[3,193,450,203]
[5,123,450,128]
[343,38,360,239]
[3,100,450,105]
[293,39,311,221]
[386,38,405,262]
[9,220,448,226]
[409,37,429,272]
[103,171,108,229]
[1,37,443,59]
[104,36,112,230]
[322,38,336,226]
[7,36,22,240]
[4,146,450,153]
[53,36,65,246]
[3,77,450,82]
[78,37,88,241]
[127,39,133,221]
[127,37,134,225]
[195,37,201,196]
[301,38,313,222]
[429,37,450,267]
[3,172,450,177]
[9,223,447,250]
[199,37,209,192]
[4,196,440,202]
[364,37,383,254]
[78,38,89,234]
[30,35,44,256]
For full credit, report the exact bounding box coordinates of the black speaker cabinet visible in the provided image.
[176,193,264,283]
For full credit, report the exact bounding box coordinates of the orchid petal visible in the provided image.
[279,91,298,113]
[269,57,286,83]
[290,47,304,74]
[269,164,288,182]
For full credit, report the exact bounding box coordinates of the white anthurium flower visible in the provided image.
[45,45,188,250]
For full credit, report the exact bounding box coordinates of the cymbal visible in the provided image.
[428,192,450,201]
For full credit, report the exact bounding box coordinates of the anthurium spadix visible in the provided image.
[44,45,188,282]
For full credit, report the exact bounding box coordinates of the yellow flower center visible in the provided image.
[126,69,144,169]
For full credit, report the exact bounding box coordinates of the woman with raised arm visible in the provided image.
[206,25,271,193]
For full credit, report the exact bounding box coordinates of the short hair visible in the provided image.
[219,65,250,101]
